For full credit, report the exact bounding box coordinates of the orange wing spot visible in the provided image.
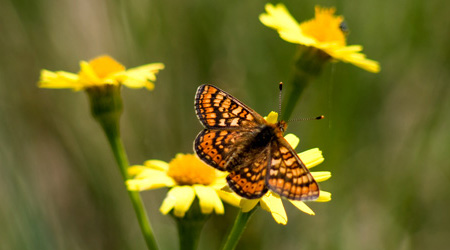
[204,145,213,153]
[302,186,309,195]
[223,99,232,107]
[284,182,292,192]
[280,147,289,154]
[301,175,309,184]
[239,110,248,118]
[208,148,218,156]
[206,113,217,119]
[200,141,211,148]
[290,185,297,194]
[205,107,215,113]
[244,183,256,193]
[231,106,243,115]
[277,179,284,188]
[256,182,265,192]
[204,133,214,140]
[310,183,319,192]
[214,154,222,162]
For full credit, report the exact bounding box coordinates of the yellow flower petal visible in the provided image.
[260,193,288,225]
[126,175,175,191]
[217,190,242,207]
[298,148,324,169]
[240,199,259,213]
[284,133,299,149]
[127,165,168,180]
[38,70,81,89]
[143,159,170,171]
[316,191,332,202]
[78,60,103,86]
[327,46,380,73]
[209,180,228,191]
[259,3,316,46]
[194,185,224,214]
[265,111,279,124]
[289,200,315,215]
[160,186,196,217]
[119,63,165,90]
[311,171,332,182]
[127,165,147,176]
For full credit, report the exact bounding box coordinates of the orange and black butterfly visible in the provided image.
[194,84,319,201]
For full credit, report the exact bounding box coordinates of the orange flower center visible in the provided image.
[88,55,125,79]
[167,154,216,185]
[300,6,346,46]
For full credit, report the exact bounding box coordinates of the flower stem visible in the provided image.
[100,119,159,250]
[173,200,210,250]
[86,86,158,249]
[221,207,258,250]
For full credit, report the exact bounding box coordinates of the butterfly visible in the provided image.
[194,84,319,201]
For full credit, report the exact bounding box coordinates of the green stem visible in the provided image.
[86,85,158,249]
[173,200,209,250]
[221,207,258,250]
[99,117,159,250]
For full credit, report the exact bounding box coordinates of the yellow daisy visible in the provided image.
[38,55,164,91]
[260,3,380,73]
[227,112,332,225]
[126,153,240,218]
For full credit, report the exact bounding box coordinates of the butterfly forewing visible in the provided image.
[195,85,265,129]
[267,138,319,201]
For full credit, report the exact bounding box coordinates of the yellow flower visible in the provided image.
[126,154,240,218]
[260,3,380,73]
[38,55,164,91]
[232,112,332,225]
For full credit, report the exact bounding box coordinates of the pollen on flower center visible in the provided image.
[88,56,125,79]
[167,154,216,185]
[300,6,346,46]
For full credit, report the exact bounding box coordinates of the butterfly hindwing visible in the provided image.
[267,137,319,201]
[194,84,265,129]
[226,147,270,199]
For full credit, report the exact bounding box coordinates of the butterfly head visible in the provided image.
[277,120,287,133]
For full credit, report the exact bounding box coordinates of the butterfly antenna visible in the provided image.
[278,82,283,121]
[288,115,325,123]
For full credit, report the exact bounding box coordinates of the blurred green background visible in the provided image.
[1,0,449,249]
